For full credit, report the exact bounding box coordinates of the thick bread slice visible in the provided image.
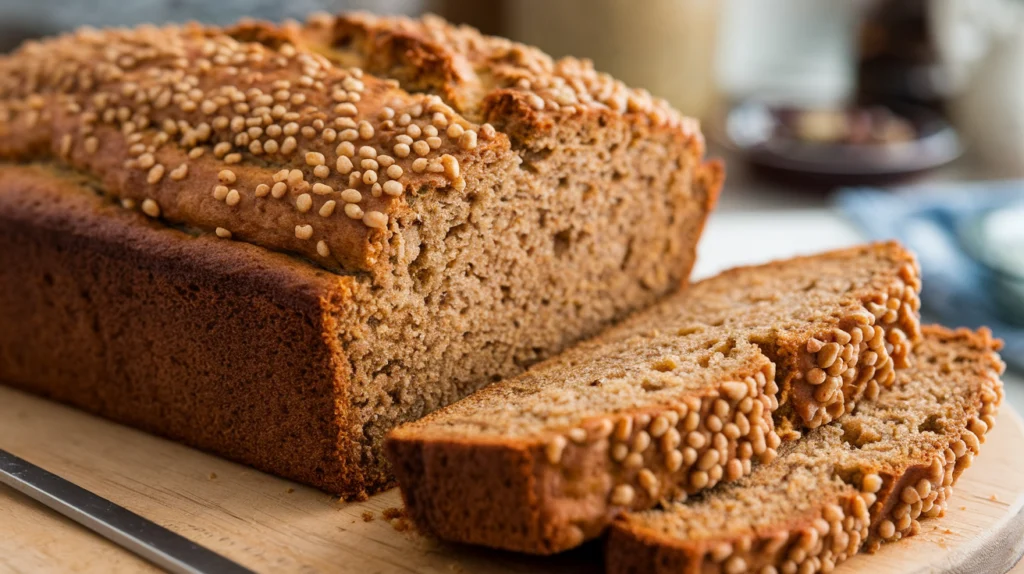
[607,326,1005,574]
[386,243,922,554]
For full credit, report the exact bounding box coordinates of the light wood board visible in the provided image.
[1,385,1022,574]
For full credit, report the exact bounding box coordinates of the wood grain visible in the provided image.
[0,385,1021,574]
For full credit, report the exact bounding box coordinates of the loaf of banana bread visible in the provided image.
[0,13,720,498]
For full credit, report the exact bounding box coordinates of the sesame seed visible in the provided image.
[337,141,355,157]
[263,140,279,154]
[213,186,229,200]
[393,143,411,158]
[188,147,205,159]
[316,240,330,257]
[333,156,352,174]
[296,193,312,212]
[377,154,395,167]
[283,122,299,136]
[426,136,442,149]
[344,203,363,219]
[412,158,428,173]
[423,125,439,138]
[84,137,99,154]
[147,164,165,184]
[336,103,357,117]
[255,183,270,197]
[348,172,361,187]
[280,137,297,154]
[362,170,378,185]
[294,224,313,240]
[225,189,240,206]
[459,130,478,150]
[305,151,325,166]
[413,141,430,156]
[271,182,288,199]
[138,153,155,169]
[249,140,264,155]
[224,153,242,164]
[301,126,316,139]
[386,165,403,179]
[121,198,136,209]
[441,154,460,179]
[312,183,333,195]
[169,164,189,181]
[361,159,378,171]
[215,227,232,238]
[407,124,422,138]
[313,165,330,179]
[322,128,337,143]
[341,189,362,203]
[397,113,411,126]
[383,181,404,196]
[358,121,375,140]
[363,210,388,229]
[141,199,160,218]
[319,200,336,217]
[340,129,358,141]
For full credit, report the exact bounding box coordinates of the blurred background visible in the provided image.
[1,0,1022,381]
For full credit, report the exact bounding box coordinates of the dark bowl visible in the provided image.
[714,101,962,186]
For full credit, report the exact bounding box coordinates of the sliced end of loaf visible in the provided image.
[605,326,1005,574]
[386,242,923,553]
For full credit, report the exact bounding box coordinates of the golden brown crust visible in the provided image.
[0,164,370,494]
[606,326,1005,574]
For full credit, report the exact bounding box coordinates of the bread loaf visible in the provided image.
[386,243,922,553]
[0,13,719,498]
[606,326,1004,574]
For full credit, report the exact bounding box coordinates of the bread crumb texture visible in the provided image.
[386,242,924,553]
[607,326,1004,574]
[0,12,719,498]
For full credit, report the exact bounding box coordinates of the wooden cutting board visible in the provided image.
[1,385,1023,574]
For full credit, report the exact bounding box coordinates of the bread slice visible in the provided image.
[386,243,922,553]
[607,326,1004,574]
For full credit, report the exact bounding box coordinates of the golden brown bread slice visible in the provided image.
[386,243,922,554]
[606,326,1004,574]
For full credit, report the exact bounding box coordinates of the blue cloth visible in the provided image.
[837,180,1024,372]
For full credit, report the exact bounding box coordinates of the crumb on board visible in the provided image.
[286,487,295,494]
[362,511,375,522]
[208,472,217,480]
[382,506,416,534]
[989,494,999,502]
[960,506,967,511]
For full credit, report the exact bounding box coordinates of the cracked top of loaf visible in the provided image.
[0,12,703,273]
